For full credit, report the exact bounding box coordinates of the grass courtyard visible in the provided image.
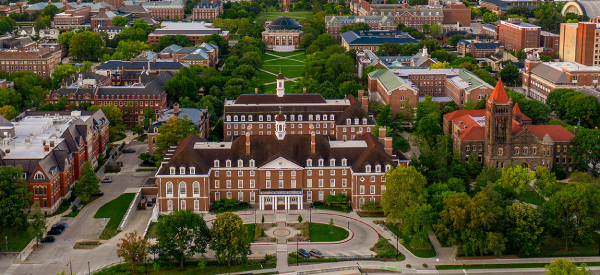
[309,223,349,242]
[259,51,305,89]
[0,229,33,252]
[94,193,136,240]
[260,11,314,21]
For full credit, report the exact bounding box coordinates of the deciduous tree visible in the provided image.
[68,31,104,61]
[117,230,150,274]
[154,210,210,269]
[570,128,600,172]
[0,166,31,234]
[73,162,100,203]
[504,202,544,255]
[210,212,252,266]
[494,165,534,201]
[381,166,428,221]
[0,105,18,120]
[27,201,46,245]
[154,116,197,159]
[534,166,558,198]
[111,16,128,26]
[546,258,591,275]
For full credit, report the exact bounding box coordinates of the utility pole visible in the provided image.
[66,261,72,275]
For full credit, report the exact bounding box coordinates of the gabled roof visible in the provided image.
[512,102,531,121]
[443,109,486,121]
[0,114,13,127]
[517,125,574,142]
[488,78,509,104]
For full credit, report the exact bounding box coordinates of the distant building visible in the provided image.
[138,0,184,20]
[95,26,124,39]
[325,15,396,40]
[356,47,437,76]
[561,0,600,19]
[147,21,229,46]
[480,0,540,16]
[53,6,92,30]
[95,59,188,74]
[559,22,600,66]
[367,67,494,112]
[0,110,109,214]
[262,17,303,52]
[457,37,502,57]
[522,52,600,102]
[46,72,167,125]
[147,103,210,155]
[39,29,59,40]
[340,30,418,51]
[539,30,559,57]
[498,18,541,51]
[192,0,222,20]
[0,35,62,77]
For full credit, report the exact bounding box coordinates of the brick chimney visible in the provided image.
[310,125,316,154]
[44,145,50,152]
[359,90,368,113]
[303,87,307,94]
[173,103,179,114]
[245,130,251,155]
[378,126,386,144]
[50,141,55,147]
[385,137,393,156]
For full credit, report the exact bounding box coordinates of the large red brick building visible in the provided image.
[0,36,62,77]
[0,110,109,215]
[192,0,222,20]
[498,18,541,51]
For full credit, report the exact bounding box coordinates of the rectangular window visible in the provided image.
[238,180,243,189]
[181,200,186,210]
[279,180,284,188]
[370,185,376,194]
[226,192,232,199]
[215,171,219,177]
[167,200,172,210]
[330,179,335,187]
[307,170,312,176]
[318,191,324,201]
[319,179,324,187]
[238,191,243,201]
[307,179,312,187]
[266,180,271,188]
[250,180,255,188]
[226,180,232,188]
[360,185,365,194]
[330,169,335,175]
[194,200,199,211]
[215,180,220,188]
[238,171,243,177]
[342,179,347,187]
[307,191,312,201]
[266,171,271,178]
[250,192,255,202]
[291,179,296,188]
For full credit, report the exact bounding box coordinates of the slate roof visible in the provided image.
[341,30,418,45]
[459,39,501,49]
[119,4,149,13]
[194,0,221,8]
[96,61,188,70]
[267,16,302,30]
[233,94,328,104]
[0,114,12,127]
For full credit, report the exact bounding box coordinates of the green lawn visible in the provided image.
[263,58,304,65]
[262,65,304,79]
[244,224,255,243]
[309,223,349,242]
[257,70,277,84]
[288,53,306,61]
[229,34,241,40]
[262,53,280,61]
[265,51,304,57]
[386,224,437,258]
[521,186,545,206]
[263,81,294,93]
[95,262,277,275]
[94,193,136,240]
[521,233,600,258]
[0,228,33,252]
[260,11,314,21]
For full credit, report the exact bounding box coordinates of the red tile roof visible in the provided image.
[457,126,485,141]
[521,125,575,142]
[488,79,509,104]
[443,109,486,121]
[512,102,531,121]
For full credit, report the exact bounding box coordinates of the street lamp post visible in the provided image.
[5,236,7,251]
[296,239,299,266]
[88,262,90,275]
[66,261,72,275]
[356,263,363,274]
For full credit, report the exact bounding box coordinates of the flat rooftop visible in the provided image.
[546,62,600,72]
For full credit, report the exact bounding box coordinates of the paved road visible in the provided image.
[1,143,153,275]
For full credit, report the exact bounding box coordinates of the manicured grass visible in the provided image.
[438,262,600,270]
[263,58,304,65]
[262,53,280,61]
[146,222,158,238]
[257,70,277,84]
[521,186,545,206]
[265,50,307,57]
[288,53,305,61]
[385,223,437,258]
[521,233,600,258]
[136,134,147,142]
[262,65,304,79]
[261,11,314,20]
[309,223,349,242]
[0,228,33,252]
[244,224,255,243]
[229,34,241,40]
[94,193,136,240]
[96,262,277,275]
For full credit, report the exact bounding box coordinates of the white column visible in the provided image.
[259,196,263,210]
[286,196,289,210]
[299,195,302,210]
[273,196,276,210]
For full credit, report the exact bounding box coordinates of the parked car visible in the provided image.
[122,148,136,153]
[40,236,55,243]
[309,249,322,258]
[47,229,62,236]
[101,177,112,183]
[297,249,310,258]
[146,200,153,207]
[95,191,104,197]
[51,222,67,231]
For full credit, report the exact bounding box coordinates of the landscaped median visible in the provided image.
[93,260,276,275]
[94,193,136,240]
[436,262,600,270]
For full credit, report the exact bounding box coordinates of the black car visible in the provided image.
[47,228,62,236]
[51,222,67,231]
[101,177,112,183]
[297,249,310,258]
[146,200,153,207]
[40,236,55,243]
[95,191,104,197]
[309,249,322,258]
[122,148,136,153]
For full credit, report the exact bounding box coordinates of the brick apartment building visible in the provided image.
[539,30,559,57]
[53,6,91,30]
[141,0,184,20]
[46,72,168,125]
[367,68,494,113]
[0,110,109,214]
[224,74,376,142]
[0,36,62,77]
[147,21,229,46]
[193,0,222,20]
[165,43,219,67]
[559,22,600,66]
[522,53,600,102]
[325,15,396,40]
[498,18,541,51]
[457,37,502,57]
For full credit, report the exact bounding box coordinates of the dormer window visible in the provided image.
[330,158,335,166]
[342,158,347,166]
[170,167,176,175]
[318,159,324,166]
[214,159,220,167]
[365,165,372,173]
[190,167,196,174]
[241,115,245,121]
[330,114,334,120]
[375,165,381,173]
[226,115,231,121]
[249,159,255,167]
[259,115,263,121]
[180,167,185,174]
[309,114,313,121]
[248,115,253,121]
[307,159,313,167]
[238,159,243,167]
[385,164,391,172]
[298,115,303,121]
[267,115,271,121]
[226,160,231,167]
[363,118,367,125]
[234,115,238,121]
[34,172,44,179]
[290,114,295,121]
[346,118,351,124]
[355,118,359,124]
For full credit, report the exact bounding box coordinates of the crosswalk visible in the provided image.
[322,250,372,257]
[3,264,19,275]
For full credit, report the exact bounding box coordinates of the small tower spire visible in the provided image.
[276,72,285,97]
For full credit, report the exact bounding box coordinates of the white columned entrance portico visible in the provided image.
[258,189,303,210]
